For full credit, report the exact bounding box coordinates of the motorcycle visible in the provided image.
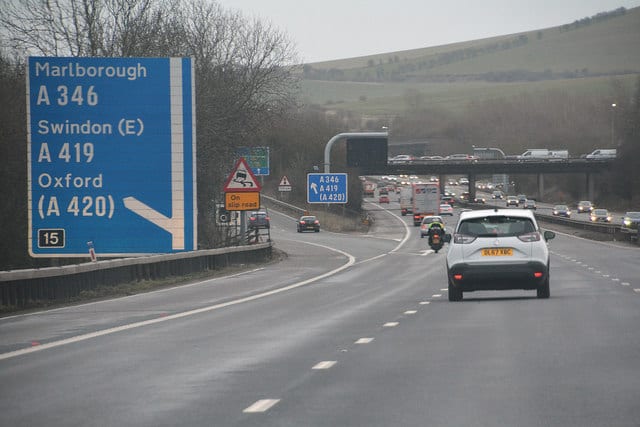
[428,226,445,253]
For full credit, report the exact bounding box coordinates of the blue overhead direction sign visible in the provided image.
[237,146,270,176]
[307,173,348,204]
[27,57,197,257]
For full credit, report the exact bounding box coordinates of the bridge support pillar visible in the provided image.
[586,173,595,201]
[468,174,476,201]
[439,175,445,195]
[537,174,544,201]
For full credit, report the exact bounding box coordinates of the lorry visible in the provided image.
[363,181,376,197]
[411,182,440,226]
[399,186,413,216]
[517,149,569,161]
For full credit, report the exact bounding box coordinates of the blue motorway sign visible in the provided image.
[237,146,270,176]
[27,57,196,256]
[307,173,348,204]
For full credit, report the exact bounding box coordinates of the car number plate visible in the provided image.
[481,248,513,256]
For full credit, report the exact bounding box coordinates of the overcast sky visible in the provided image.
[215,0,640,63]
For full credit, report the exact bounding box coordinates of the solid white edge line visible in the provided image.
[0,242,356,362]
[0,268,266,320]
[548,228,640,251]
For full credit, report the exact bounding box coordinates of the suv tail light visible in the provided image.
[517,232,541,242]
[453,234,477,244]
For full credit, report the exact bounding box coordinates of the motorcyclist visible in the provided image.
[427,219,445,233]
[427,219,446,251]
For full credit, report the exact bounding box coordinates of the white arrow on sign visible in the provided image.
[124,58,186,250]
[310,182,319,194]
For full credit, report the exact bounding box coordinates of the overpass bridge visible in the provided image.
[323,132,613,201]
[366,159,612,201]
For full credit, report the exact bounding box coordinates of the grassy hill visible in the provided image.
[299,6,640,116]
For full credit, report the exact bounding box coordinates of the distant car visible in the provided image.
[379,187,388,195]
[552,205,571,217]
[492,191,504,200]
[590,209,612,222]
[390,154,415,164]
[420,215,445,238]
[458,177,469,185]
[445,208,555,301]
[439,203,453,216]
[585,148,616,160]
[441,195,455,206]
[506,196,519,207]
[446,154,477,161]
[517,194,527,205]
[297,215,320,232]
[523,199,537,210]
[379,195,390,204]
[577,200,593,213]
[460,191,470,201]
[473,196,486,204]
[248,211,270,229]
[621,212,640,239]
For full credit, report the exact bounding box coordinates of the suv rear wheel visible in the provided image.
[537,274,550,299]
[448,278,463,301]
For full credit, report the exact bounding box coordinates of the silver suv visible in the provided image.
[444,209,555,301]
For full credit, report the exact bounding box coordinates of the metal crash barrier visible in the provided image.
[0,243,272,308]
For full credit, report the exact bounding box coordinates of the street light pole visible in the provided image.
[611,103,617,146]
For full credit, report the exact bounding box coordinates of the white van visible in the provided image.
[585,149,616,160]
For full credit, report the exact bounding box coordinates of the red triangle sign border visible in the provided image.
[223,157,262,192]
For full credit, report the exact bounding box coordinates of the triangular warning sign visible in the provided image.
[279,176,291,186]
[223,158,262,192]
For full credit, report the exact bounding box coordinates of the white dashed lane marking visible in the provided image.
[355,338,374,344]
[404,310,417,315]
[243,399,280,413]
[383,322,399,327]
[312,361,337,370]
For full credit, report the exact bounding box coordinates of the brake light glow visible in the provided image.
[453,274,463,280]
[534,272,543,278]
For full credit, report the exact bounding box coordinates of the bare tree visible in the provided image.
[0,0,180,56]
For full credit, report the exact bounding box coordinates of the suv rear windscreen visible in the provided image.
[457,216,535,237]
